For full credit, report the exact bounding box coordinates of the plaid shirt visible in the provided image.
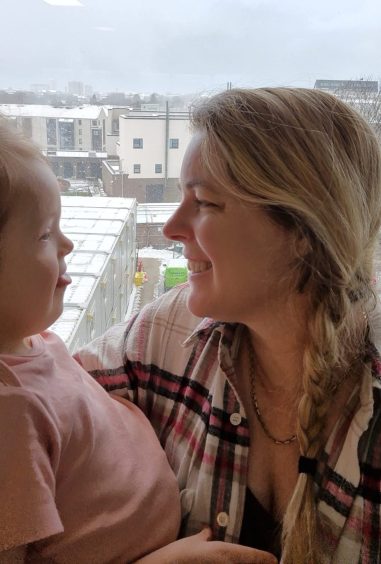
[76,285,381,563]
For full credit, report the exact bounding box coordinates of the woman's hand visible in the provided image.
[135,527,278,564]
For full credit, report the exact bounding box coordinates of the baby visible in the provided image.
[0,122,180,562]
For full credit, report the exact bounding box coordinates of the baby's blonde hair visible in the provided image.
[192,88,381,562]
[0,119,45,233]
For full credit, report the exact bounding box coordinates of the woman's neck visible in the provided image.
[245,297,310,392]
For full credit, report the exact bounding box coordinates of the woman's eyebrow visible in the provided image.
[178,179,214,191]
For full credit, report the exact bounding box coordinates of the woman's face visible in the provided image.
[163,133,301,325]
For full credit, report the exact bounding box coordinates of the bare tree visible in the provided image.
[330,78,381,139]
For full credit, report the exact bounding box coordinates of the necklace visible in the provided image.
[247,337,297,446]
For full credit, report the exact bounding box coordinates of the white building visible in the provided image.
[0,104,108,180]
[51,196,137,353]
[102,109,191,203]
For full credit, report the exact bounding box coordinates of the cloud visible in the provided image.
[43,0,83,6]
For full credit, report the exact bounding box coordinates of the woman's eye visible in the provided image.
[195,198,216,208]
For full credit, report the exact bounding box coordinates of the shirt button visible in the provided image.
[216,512,229,527]
[230,412,242,426]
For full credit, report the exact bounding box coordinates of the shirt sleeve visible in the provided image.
[0,388,63,551]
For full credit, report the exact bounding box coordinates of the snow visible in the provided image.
[137,247,179,260]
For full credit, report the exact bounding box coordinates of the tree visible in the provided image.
[331,79,381,139]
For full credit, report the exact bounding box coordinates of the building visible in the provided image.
[0,104,108,180]
[103,105,133,157]
[68,81,85,97]
[102,107,191,203]
[136,202,179,248]
[314,79,379,95]
[51,196,137,353]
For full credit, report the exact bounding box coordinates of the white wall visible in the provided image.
[118,114,191,179]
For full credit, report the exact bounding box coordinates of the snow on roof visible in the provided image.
[137,203,179,224]
[44,151,108,158]
[0,104,105,119]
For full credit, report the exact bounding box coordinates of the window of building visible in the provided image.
[169,138,179,149]
[78,128,82,135]
[91,128,102,151]
[146,183,164,203]
[92,119,98,126]
[63,161,73,178]
[79,138,82,144]
[133,138,143,149]
[58,120,74,150]
[77,162,86,179]
[133,164,141,174]
[22,117,32,138]
[155,163,162,174]
[46,118,57,145]
[78,120,82,126]
[112,119,119,134]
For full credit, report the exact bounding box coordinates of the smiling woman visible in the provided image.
[77,87,381,564]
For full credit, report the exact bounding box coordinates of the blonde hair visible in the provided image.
[0,118,45,233]
[191,88,381,562]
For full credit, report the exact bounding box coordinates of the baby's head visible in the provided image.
[0,121,45,230]
[0,120,73,353]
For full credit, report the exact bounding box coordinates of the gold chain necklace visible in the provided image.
[247,337,297,446]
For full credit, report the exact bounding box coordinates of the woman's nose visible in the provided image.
[163,206,190,242]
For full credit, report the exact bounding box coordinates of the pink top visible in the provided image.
[0,331,180,563]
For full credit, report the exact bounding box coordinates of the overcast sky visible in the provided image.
[2,0,381,94]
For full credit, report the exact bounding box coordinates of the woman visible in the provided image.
[77,88,381,563]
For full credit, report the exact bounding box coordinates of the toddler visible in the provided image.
[0,123,181,563]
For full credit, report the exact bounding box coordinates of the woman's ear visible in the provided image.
[295,232,311,258]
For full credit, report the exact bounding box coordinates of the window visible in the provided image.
[91,128,102,151]
[78,128,82,135]
[146,184,164,202]
[133,164,141,174]
[78,120,82,126]
[58,121,74,150]
[79,138,82,144]
[112,119,119,134]
[46,118,57,145]
[133,138,143,149]
[92,120,98,126]
[22,117,32,138]
[155,163,162,174]
[169,138,179,149]
[63,161,73,178]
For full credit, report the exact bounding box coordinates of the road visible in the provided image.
[139,257,163,309]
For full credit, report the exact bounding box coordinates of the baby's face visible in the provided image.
[0,159,73,354]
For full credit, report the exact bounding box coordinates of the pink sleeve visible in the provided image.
[0,388,63,551]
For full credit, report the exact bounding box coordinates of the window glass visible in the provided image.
[133,164,141,174]
[169,138,179,149]
[46,118,57,146]
[155,163,162,174]
[133,138,143,149]
[58,121,74,150]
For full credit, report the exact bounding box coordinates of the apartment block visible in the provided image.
[0,104,108,180]
[102,109,191,203]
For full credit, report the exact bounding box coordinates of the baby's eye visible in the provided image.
[40,231,51,241]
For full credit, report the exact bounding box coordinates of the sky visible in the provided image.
[2,0,381,95]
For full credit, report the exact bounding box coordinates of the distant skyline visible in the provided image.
[2,0,381,95]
